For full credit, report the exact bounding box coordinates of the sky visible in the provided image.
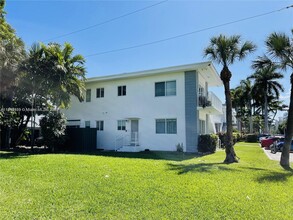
[5,0,293,117]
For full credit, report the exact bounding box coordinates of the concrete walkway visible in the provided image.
[263,148,293,162]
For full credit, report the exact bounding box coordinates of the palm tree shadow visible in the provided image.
[167,162,236,175]
[256,169,293,183]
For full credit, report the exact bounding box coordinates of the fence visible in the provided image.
[65,128,97,152]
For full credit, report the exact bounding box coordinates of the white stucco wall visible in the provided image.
[63,72,187,151]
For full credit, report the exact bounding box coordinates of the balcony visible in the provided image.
[198,91,222,114]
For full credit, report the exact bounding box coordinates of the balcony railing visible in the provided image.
[198,92,222,113]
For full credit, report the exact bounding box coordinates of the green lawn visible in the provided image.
[0,143,293,219]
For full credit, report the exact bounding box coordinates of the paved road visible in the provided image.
[263,148,293,162]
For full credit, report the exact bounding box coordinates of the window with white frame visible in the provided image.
[199,120,205,134]
[117,120,126,130]
[156,119,177,134]
[85,121,90,128]
[96,121,104,131]
[96,88,104,98]
[86,89,91,102]
[118,85,126,96]
[155,80,176,97]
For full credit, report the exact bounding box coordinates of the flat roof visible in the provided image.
[86,61,222,87]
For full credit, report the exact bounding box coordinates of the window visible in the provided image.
[155,80,176,97]
[85,121,90,128]
[96,88,104,98]
[199,120,205,134]
[118,85,126,96]
[86,89,91,102]
[156,119,177,134]
[117,120,126,130]
[96,121,104,131]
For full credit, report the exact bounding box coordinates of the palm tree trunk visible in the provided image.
[221,66,238,163]
[280,74,293,169]
[264,93,269,134]
[248,101,253,133]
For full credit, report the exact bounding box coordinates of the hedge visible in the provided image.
[198,134,218,153]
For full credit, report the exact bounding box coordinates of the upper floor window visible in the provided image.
[96,88,104,98]
[156,119,177,134]
[117,120,126,130]
[86,89,91,102]
[155,80,176,97]
[96,120,104,131]
[118,86,126,96]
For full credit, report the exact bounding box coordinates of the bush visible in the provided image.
[218,132,238,148]
[40,111,67,152]
[245,134,258,143]
[198,134,218,153]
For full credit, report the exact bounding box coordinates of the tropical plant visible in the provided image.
[204,34,256,163]
[39,111,67,152]
[0,0,26,149]
[249,65,284,134]
[265,30,293,168]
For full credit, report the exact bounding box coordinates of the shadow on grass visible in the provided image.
[167,162,236,174]
[1,147,202,161]
[0,151,30,160]
[90,151,200,162]
[256,170,293,183]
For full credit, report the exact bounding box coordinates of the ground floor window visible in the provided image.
[96,121,104,131]
[156,119,177,134]
[199,120,205,134]
[117,120,126,130]
[85,121,90,128]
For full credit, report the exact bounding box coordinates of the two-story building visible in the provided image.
[63,62,223,152]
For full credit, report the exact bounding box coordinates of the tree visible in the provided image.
[249,65,284,134]
[265,30,293,168]
[18,42,86,148]
[0,0,26,149]
[204,34,256,163]
[39,111,66,152]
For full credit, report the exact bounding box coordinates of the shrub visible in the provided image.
[218,132,238,148]
[245,134,258,143]
[176,143,183,152]
[40,111,67,152]
[198,134,218,153]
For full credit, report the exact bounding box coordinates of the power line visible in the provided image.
[44,0,169,42]
[85,5,293,58]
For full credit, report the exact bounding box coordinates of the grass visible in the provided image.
[0,142,293,219]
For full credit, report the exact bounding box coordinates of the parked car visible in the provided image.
[258,134,270,143]
[271,139,293,153]
[260,136,284,149]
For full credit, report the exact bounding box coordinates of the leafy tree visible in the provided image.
[13,42,86,149]
[265,30,293,168]
[0,0,26,148]
[39,111,66,152]
[249,65,284,134]
[204,34,256,163]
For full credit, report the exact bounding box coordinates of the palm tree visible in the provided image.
[204,34,256,163]
[249,65,284,134]
[239,79,254,133]
[44,42,86,109]
[265,30,293,168]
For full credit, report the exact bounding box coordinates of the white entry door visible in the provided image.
[130,120,139,146]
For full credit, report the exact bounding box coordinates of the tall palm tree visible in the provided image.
[204,34,256,163]
[44,42,86,109]
[266,30,293,168]
[239,78,254,133]
[249,65,284,134]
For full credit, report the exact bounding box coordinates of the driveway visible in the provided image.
[263,148,293,162]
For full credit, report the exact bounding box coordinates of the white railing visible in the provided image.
[208,91,223,113]
[115,132,139,151]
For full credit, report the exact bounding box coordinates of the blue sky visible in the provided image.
[5,0,293,114]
